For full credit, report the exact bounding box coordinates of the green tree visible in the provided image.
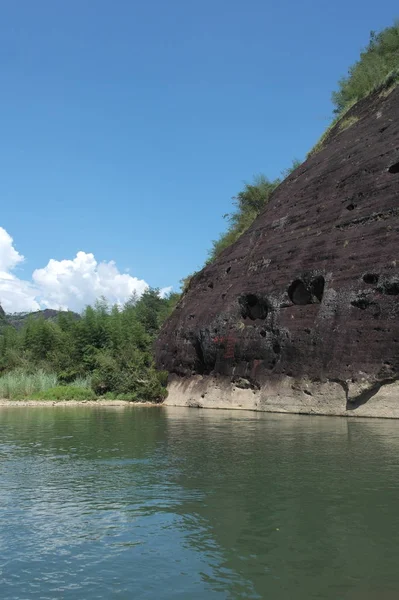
[208,174,280,262]
[0,288,171,401]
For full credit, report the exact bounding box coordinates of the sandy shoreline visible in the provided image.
[0,399,161,407]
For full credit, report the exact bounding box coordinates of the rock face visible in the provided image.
[156,85,399,417]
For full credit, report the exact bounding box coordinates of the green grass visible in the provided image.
[31,386,96,401]
[308,23,399,159]
[101,391,167,402]
[71,375,92,389]
[0,370,96,401]
[338,115,359,131]
[307,100,357,158]
[307,69,399,158]
[0,370,58,400]
[332,23,399,115]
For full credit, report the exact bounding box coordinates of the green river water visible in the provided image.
[1,406,399,599]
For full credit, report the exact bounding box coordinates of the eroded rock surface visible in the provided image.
[156,86,399,416]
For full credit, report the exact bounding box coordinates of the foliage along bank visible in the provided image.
[0,289,179,401]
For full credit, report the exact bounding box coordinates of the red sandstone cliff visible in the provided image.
[156,84,399,417]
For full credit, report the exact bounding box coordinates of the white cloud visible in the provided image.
[0,271,40,313]
[159,286,173,298]
[0,226,169,314]
[0,227,24,272]
[33,252,149,312]
[0,227,40,313]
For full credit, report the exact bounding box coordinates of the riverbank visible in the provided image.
[164,374,399,419]
[3,373,399,417]
[0,399,160,407]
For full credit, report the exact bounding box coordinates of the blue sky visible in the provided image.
[0,0,397,311]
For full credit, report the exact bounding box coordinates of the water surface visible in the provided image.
[1,406,399,599]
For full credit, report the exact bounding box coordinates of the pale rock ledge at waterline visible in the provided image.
[156,85,399,418]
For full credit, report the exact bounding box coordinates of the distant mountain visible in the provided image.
[0,305,80,330]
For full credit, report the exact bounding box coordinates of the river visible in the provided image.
[1,406,399,599]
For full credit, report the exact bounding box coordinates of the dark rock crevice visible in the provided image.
[239,294,269,320]
[288,275,325,305]
[363,273,379,285]
[388,161,399,174]
[350,294,381,317]
[377,278,399,296]
[288,280,311,305]
[335,206,399,230]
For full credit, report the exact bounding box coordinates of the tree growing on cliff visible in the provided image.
[207,159,301,263]
[208,175,279,262]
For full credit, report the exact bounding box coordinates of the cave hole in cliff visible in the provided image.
[351,296,373,310]
[378,280,399,295]
[226,266,231,274]
[310,276,325,302]
[363,273,379,285]
[193,339,206,374]
[346,203,356,211]
[193,338,215,375]
[239,294,268,320]
[388,161,399,174]
[273,342,281,355]
[288,280,312,305]
[288,276,325,305]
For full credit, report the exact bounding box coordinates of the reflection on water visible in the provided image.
[1,406,399,599]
